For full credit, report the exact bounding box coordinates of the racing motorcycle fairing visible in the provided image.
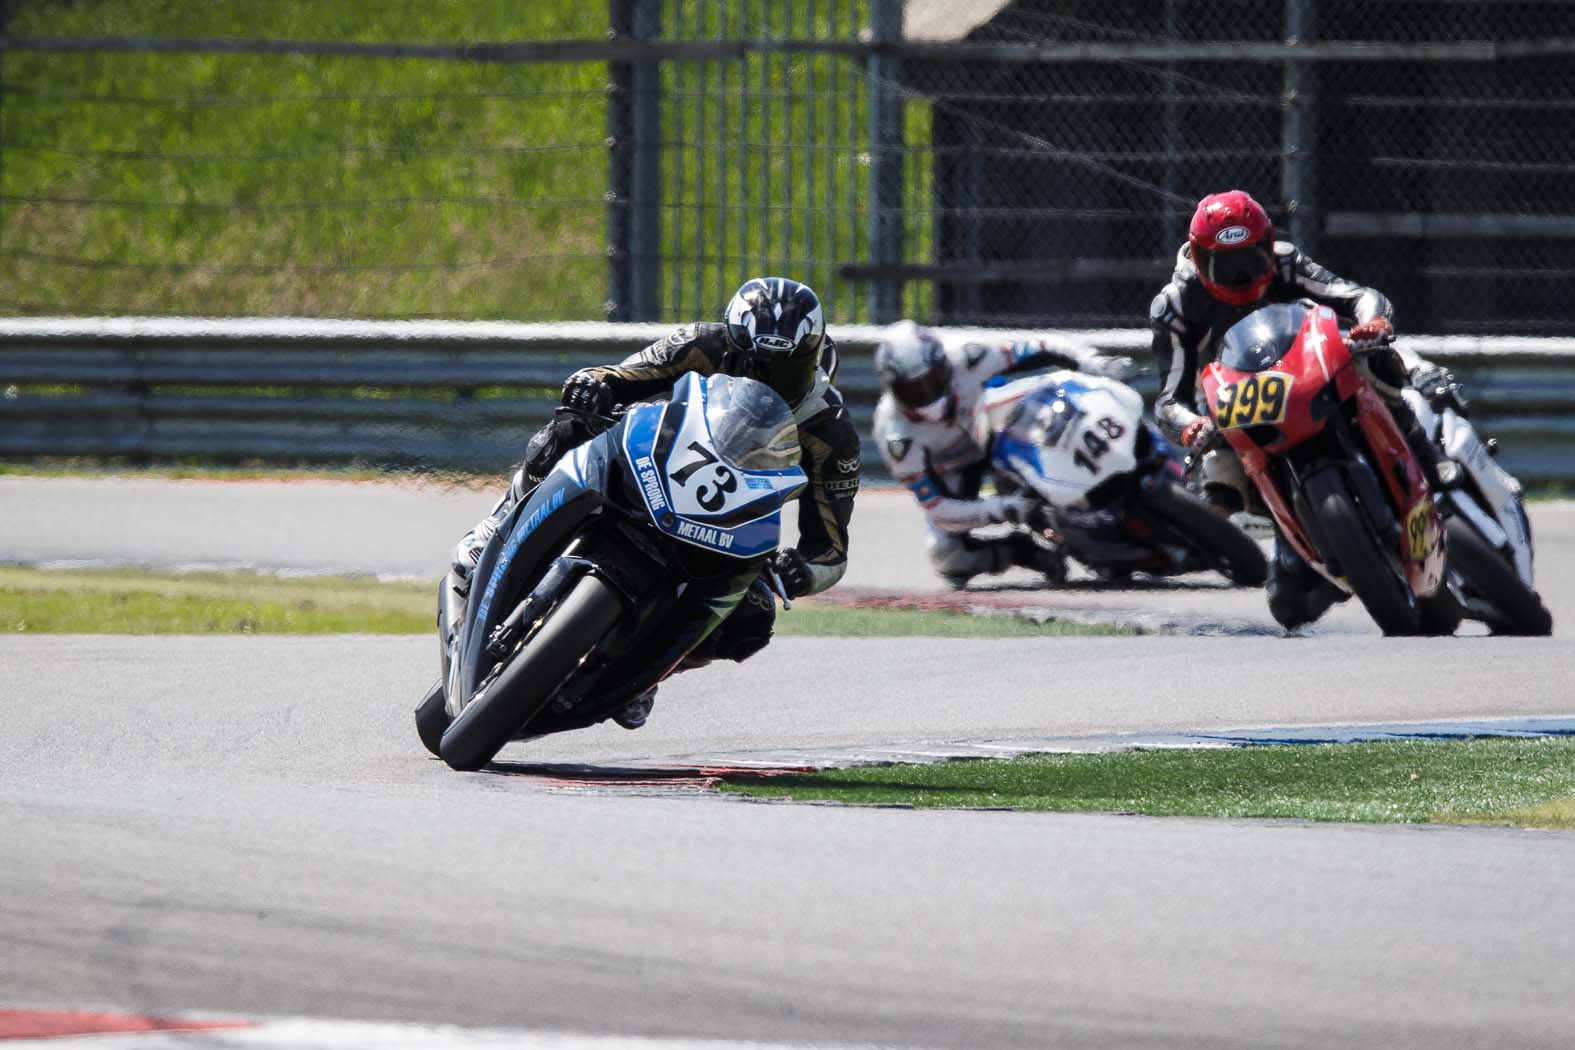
[620,372,808,560]
[1408,389,1534,586]
[1201,302,1445,598]
[447,460,608,717]
[980,369,1234,577]
[981,371,1148,510]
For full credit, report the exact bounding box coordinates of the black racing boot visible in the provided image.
[611,686,656,730]
[1266,535,1346,631]
[1005,531,1068,587]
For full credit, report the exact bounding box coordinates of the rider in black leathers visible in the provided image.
[451,277,861,725]
[1151,189,1468,630]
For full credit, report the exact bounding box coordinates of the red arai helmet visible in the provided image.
[1189,190,1275,307]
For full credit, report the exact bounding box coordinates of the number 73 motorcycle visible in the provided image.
[1200,302,1456,635]
[415,373,806,771]
[976,370,1267,585]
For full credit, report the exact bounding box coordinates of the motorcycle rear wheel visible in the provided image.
[1144,481,1268,587]
[1304,468,1421,636]
[1445,516,1553,636]
[440,573,624,771]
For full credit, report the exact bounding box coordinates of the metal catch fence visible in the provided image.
[5,3,1575,335]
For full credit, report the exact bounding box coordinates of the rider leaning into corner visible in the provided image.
[873,319,1135,589]
[449,276,861,728]
[1151,188,1471,630]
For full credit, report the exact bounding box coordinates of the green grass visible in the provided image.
[0,0,934,322]
[1,1,610,319]
[722,737,1575,830]
[0,566,434,634]
[0,566,1119,637]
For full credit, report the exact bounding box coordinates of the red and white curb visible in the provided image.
[0,1010,913,1049]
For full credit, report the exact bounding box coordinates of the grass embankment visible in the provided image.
[0,566,1121,637]
[1,2,607,319]
[1,0,932,323]
[722,738,1575,830]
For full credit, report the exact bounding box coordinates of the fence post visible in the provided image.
[1160,0,1183,253]
[866,0,904,323]
[607,0,661,322]
[1281,0,1318,254]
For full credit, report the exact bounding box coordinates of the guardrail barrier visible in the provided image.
[2,318,1572,483]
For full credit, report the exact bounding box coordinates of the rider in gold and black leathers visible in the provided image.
[451,277,860,727]
[1151,190,1467,630]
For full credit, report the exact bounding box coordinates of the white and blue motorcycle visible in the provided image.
[1405,388,1552,635]
[416,373,806,770]
[978,370,1268,586]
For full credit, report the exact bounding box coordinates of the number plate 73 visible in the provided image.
[1214,372,1294,430]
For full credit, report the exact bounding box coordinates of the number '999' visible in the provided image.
[1214,372,1295,430]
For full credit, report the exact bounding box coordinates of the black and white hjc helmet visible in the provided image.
[722,277,826,408]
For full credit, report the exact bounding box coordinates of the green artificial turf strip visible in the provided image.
[721,737,1575,829]
[0,567,435,634]
[0,566,1118,637]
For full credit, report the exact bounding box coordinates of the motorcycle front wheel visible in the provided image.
[1445,516,1553,636]
[439,573,624,771]
[1143,481,1268,587]
[1303,468,1421,636]
[414,678,448,758]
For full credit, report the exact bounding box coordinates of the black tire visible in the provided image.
[1145,482,1269,587]
[1418,588,1463,638]
[414,678,449,758]
[1445,516,1553,636]
[1303,468,1420,636]
[439,574,623,771]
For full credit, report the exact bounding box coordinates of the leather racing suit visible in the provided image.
[874,334,1110,585]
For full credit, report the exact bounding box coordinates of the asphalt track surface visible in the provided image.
[4,476,1575,1048]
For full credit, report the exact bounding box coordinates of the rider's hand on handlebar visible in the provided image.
[1181,416,1216,452]
[998,493,1037,527]
[1410,364,1470,416]
[770,548,813,599]
[1090,354,1141,383]
[561,374,614,417]
[1346,317,1395,353]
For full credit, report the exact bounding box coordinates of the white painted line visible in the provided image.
[0,1017,936,1050]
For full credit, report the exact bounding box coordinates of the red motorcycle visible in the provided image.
[1199,302,1454,635]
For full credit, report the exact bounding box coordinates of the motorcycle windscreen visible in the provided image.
[1219,302,1308,373]
[702,373,802,472]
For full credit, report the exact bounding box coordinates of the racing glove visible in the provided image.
[1088,354,1141,382]
[1410,363,1471,416]
[561,374,613,417]
[996,493,1038,526]
[1346,317,1395,353]
[523,417,577,482]
[769,548,813,599]
[1181,416,1216,451]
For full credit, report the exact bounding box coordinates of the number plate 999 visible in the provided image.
[1214,372,1294,430]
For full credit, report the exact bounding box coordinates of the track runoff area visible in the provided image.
[2,479,1573,1049]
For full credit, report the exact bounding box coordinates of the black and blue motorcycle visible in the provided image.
[415,372,807,771]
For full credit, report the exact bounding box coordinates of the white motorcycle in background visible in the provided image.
[1406,388,1553,635]
[976,369,1267,586]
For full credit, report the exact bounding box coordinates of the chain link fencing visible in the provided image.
[2,1,1574,333]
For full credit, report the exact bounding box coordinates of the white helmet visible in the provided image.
[874,320,954,423]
